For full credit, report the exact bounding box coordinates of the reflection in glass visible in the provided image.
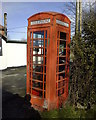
[31,30,47,98]
[57,31,66,96]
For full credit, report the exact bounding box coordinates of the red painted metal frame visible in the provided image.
[27,12,71,111]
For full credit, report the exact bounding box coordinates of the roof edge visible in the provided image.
[28,11,71,22]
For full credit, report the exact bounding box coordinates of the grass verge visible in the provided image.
[41,105,96,119]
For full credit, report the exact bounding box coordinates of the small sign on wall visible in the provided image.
[0,36,2,56]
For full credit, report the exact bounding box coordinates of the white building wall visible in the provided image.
[7,43,27,68]
[0,40,27,70]
[0,39,7,70]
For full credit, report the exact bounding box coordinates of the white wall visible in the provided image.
[0,40,27,70]
[0,39,7,70]
[7,43,27,68]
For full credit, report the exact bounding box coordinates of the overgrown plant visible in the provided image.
[70,4,96,108]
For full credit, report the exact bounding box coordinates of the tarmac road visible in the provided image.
[1,66,41,119]
[2,66,26,97]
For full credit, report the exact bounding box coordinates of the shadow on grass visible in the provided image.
[2,90,41,119]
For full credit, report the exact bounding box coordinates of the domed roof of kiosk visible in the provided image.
[28,11,70,22]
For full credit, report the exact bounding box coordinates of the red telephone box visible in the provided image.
[27,12,71,110]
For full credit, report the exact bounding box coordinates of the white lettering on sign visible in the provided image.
[56,19,69,27]
[31,19,50,25]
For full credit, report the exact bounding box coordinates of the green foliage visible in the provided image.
[70,4,96,108]
[41,105,96,119]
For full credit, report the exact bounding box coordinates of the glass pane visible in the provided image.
[33,39,47,47]
[33,31,44,39]
[59,73,65,80]
[33,48,44,55]
[59,57,66,64]
[56,31,67,96]
[59,45,66,55]
[31,30,47,98]
[59,65,65,72]
[33,56,43,65]
[32,74,46,81]
[33,40,44,47]
[32,81,43,89]
[59,41,66,50]
[60,32,66,40]
[33,65,43,72]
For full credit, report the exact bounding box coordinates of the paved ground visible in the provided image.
[1,66,41,119]
[2,66,26,97]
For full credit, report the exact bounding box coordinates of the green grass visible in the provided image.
[41,105,96,119]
